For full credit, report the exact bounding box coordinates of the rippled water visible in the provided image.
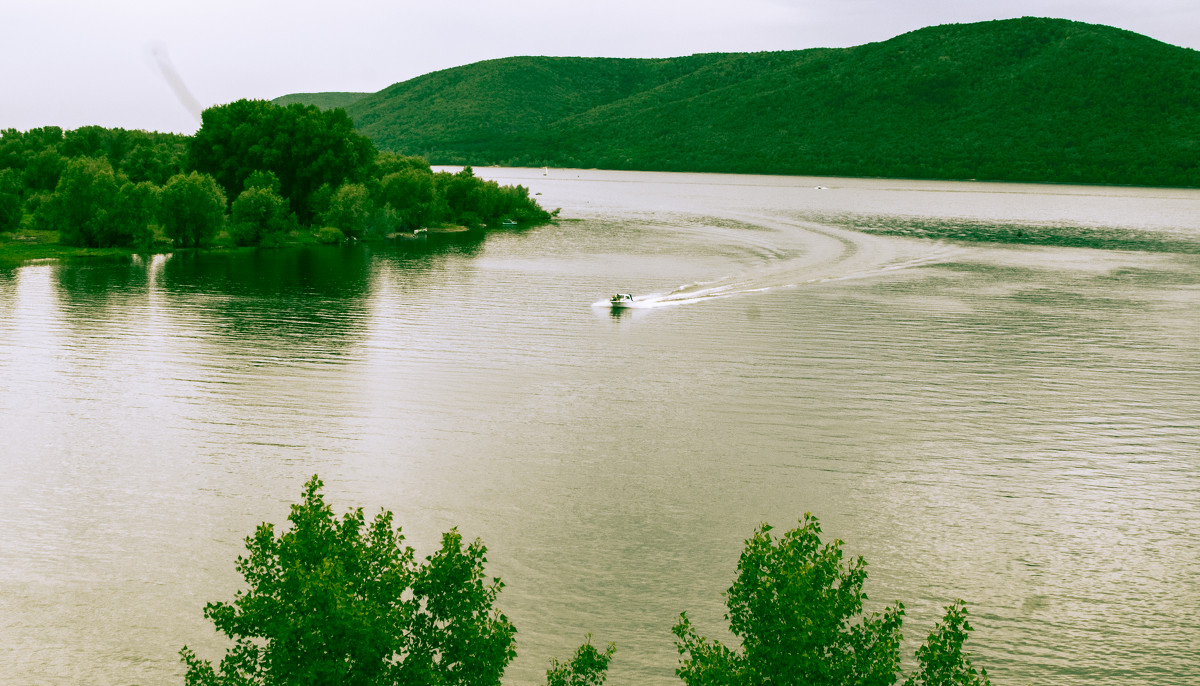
[2,170,1198,685]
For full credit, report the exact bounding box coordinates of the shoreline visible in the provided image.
[0,221,528,269]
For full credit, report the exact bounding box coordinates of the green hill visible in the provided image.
[271,92,370,110]
[283,18,1200,186]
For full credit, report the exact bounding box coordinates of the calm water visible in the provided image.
[2,169,1198,685]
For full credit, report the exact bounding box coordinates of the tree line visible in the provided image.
[182,476,991,686]
[0,100,552,250]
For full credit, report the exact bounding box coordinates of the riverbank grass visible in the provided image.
[0,230,155,268]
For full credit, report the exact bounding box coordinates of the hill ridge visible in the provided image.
[276,18,1200,187]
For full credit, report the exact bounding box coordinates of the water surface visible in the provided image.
[2,170,1198,684]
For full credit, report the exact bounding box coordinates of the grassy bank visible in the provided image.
[0,230,157,269]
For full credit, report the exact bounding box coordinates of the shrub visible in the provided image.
[314,226,345,245]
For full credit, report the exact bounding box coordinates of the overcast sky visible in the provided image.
[3,0,1197,134]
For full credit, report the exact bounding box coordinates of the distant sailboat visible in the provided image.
[542,167,549,176]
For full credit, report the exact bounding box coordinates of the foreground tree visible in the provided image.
[181,484,983,686]
[904,602,991,686]
[674,514,989,686]
[180,475,516,686]
[674,514,904,686]
[547,637,617,686]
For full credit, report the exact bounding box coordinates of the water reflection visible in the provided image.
[159,245,373,295]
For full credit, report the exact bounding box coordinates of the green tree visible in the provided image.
[440,167,489,227]
[244,170,282,195]
[0,169,21,232]
[123,141,183,186]
[181,475,517,686]
[319,183,374,239]
[373,151,431,178]
[22,147,66,193]
[673,514,905,686]
[674,515,990,686]
[903,602,991,686]
[547,637,617,686]
[377,168,435,231]
[33,157,128,247]
[159,172,226,248]
[188,99,375,224]
[403,530,518,684]
[109,180,158,248]
[229,179,294,247]
[60,125,108,159]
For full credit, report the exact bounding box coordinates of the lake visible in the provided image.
[1,168,1198,685]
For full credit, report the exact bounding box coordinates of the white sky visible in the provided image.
[3,0,1197,134]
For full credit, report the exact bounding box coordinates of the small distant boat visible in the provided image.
[501,219,518,227]
[609,293,635,308]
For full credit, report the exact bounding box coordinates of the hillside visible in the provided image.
[281,18,1200,186]
[271,92,369,110]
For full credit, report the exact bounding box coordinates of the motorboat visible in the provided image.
[609,293,635,308]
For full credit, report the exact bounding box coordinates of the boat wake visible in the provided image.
[593,215,964,309]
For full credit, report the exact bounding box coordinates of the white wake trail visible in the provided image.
[599,215,965,309]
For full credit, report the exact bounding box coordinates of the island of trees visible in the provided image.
[0,99,553,264]
[280,17,1200,188]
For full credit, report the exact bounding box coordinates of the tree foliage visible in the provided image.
[180,483,993,686]
[0,125,185,246]
[674,514,904,686]
[181,475,516,686]
[32,157,151,247]
[0,169,22,232]
[159,172,226,248]
[188,99,376,223]
[22,148,67,193]
[229,177,294,247]
[319,182,374,240]
[674,515,989,686]
[33,157,120,246]
[429,167,550,228]
[904,602,991,686]
[377,167,434,231]
[1,115,554,253]
[111,180,159,247]
[547,637,617,686]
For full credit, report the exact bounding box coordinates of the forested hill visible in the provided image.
[272,92,370,110]
[278,18,1200,187]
